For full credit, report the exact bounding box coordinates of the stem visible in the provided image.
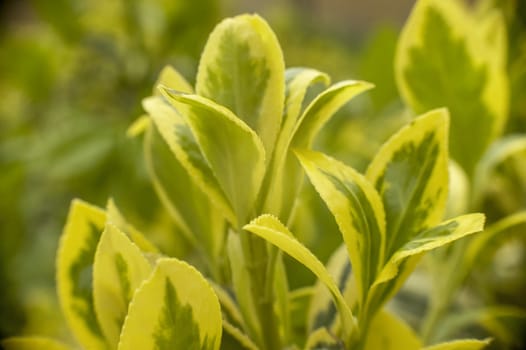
[239,231,282,350]
[420,301,447,344]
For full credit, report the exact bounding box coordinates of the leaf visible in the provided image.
[144,122,226,272]
[261,67,330,216]
[93,224,153,348]
[422,339,491,350]
[143,96,236,225]
[292,80,374,149]
[282,68,330,137]
[362,310,421,350]
[374,213,485,287]
[195,14,285,156]
[57,200,108,350]
[308,244,353,332]
[118,258,222,350]
[244,215,357,345]
[297,148,386,308]
[395,0,508,175]
[366,109,449,259]
[472,135,526,207]
[160,90,266,225]
[2,337,72,350]
[106,199,159,253]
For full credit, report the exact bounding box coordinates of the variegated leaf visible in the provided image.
[372,214,484,291]
[262,67,329,216]
[57,200,108,350]
[297,149,386,308]
[396,0,508,175]
[291,81,374,149]
[366,109,449,259]
[195,14,285,156]
[362,310,421,350]
[93,224,153,348]
[144,123,225,273]
[159,90,266,225]
[143,96,236,225]
[422,339,491,350]
[2,337,72,350]
[118,258,222,350]
[244,215,357,345]
[273,80,373,221]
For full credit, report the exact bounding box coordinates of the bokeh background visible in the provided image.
[1,0,525,347]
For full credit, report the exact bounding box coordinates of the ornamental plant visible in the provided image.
[4,4,519,350]
[393,0,526,347]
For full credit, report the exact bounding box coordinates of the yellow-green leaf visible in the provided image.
[422,339,491,350]
[144,123,225,273]
[396,0,508,175]
[160,90,266,225]
[143,96,236,225]
[366,109,449,259]
[244,214,357,345]
[262,67,329,217]
[362,310,421,350]
[195,14,285,156]
[374,213,484,287]
[292,81,374,149]
[297,148,386,308]
[93,224,153,348]
[57,199,108,350]
[118,258,222,350]
[2,337,72,350]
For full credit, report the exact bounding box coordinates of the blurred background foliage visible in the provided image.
[0,0,525,348]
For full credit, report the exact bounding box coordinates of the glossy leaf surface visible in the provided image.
[144,95,236,225]
[366,109,449,259]
[161,90,266,225]
[297,148,385,307]
[196,14,285,156]
[93,224,152,348]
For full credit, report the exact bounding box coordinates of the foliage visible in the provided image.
[2,0,526,349]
